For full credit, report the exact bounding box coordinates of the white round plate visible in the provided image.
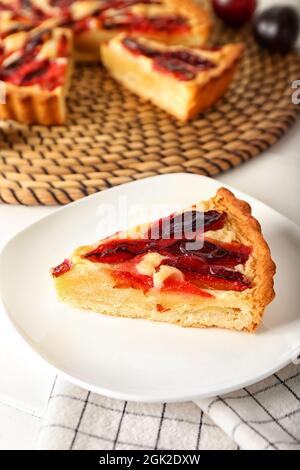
[1,173,300,402]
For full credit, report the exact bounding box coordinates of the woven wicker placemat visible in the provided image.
[0,23,299,205]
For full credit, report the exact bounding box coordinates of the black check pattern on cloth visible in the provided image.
[37,379,236,450]
[37,363,300,450]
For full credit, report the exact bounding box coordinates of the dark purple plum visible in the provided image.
[253,6,300,53]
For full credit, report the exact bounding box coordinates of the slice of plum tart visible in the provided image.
[0,20,73,124]
[101,34,243,121]
[51,188,276,332]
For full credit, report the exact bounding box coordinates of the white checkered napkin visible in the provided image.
[37,363,300,450]
[196,363,300,450]
[36,378,236,450]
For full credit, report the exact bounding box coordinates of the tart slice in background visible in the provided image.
[52,188,275,332]
[69,0,212,61]
[0,20,73,125]
[101,34,243,121]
